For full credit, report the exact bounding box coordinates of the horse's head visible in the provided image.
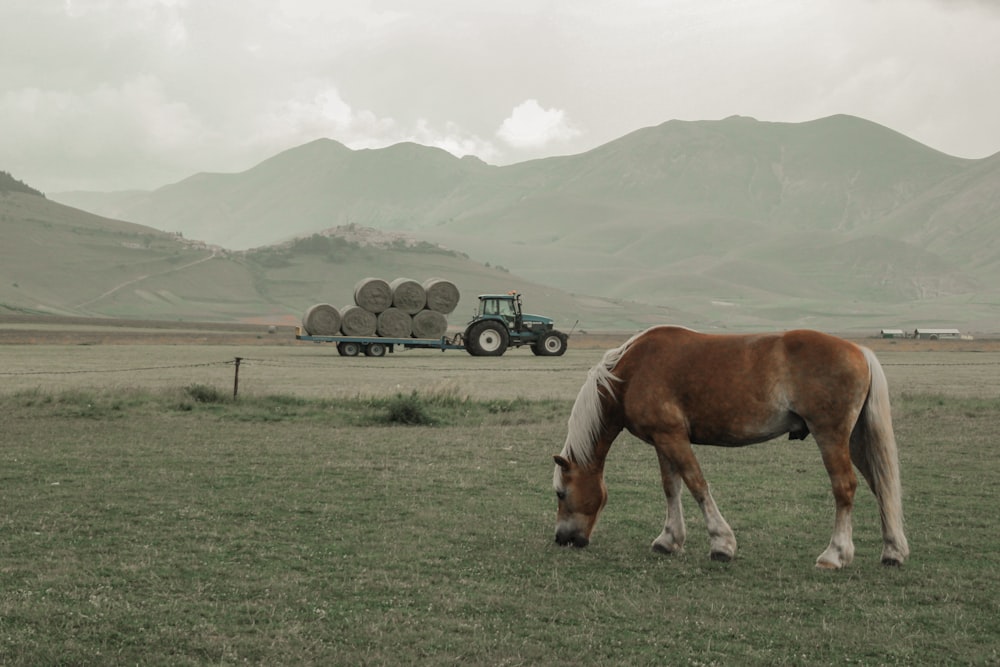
[552,454,607,548]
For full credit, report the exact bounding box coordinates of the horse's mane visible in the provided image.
[559,330,645,466]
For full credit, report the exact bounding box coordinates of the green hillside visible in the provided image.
[0,191,238,319]
[0,191,670,331]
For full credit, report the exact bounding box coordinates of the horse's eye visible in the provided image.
[556,490,567,501]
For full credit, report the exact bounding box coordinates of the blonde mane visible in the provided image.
[558,330,645,466]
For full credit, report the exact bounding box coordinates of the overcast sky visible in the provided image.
[3,0,999,193]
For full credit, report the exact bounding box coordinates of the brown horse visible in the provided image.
[552,326,909,569]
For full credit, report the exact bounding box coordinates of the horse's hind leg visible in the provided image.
[815,433,858,569]
[652,435,737,562]
[651,450,686,555]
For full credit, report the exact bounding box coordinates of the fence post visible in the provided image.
[233,357,242,399]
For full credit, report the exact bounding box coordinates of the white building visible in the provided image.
[913,328,961,340]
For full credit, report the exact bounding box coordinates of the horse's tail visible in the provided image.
[851,346,910,565]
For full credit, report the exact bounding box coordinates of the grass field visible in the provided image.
[1,335,999,665]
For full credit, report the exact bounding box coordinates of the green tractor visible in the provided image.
[462,292,569,357]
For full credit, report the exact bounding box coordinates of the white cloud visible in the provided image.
[255,84,396,151]
[63,0,188,47]
[496,100,581,150]
[0,76,210,190]
[408,119,499,163]
[254,82,498,162]
[4,0,1000,191]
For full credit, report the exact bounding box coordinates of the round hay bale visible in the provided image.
[422,278,460,314]
[411,309,448,339]
[339,304,377,337]
[354,277,392,313]
[389,277,426,315]
[301,304,341,336]
[377,307,412,338]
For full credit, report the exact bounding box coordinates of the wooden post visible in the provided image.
[233,357,242,399]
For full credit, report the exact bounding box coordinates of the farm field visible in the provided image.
[1,323,999,665]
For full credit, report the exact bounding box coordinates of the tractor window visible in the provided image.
[482,299,513,316]
[480,298,516,321]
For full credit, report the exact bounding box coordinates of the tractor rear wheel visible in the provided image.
[465,321,509,356]
[534,331,567,356]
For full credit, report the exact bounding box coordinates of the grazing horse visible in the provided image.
[552,326,909,569]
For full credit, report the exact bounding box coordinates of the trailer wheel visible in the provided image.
[465,321,509,356]
[365,342,388,357]
[338,341,361,356]
[534,331,567,356]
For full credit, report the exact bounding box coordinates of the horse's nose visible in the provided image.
[555,530,589,548]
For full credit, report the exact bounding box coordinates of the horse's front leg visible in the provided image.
[653,435,737,562]
[651,450,686,555]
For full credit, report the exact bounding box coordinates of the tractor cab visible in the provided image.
[476,293,523,329]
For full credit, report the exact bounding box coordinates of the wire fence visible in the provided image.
[0,354,605,400]
[0,361,233,376]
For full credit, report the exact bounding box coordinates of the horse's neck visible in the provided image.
[585,434,616,471]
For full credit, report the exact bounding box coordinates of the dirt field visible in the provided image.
[2,313,998,351]
[3,314,1000,402]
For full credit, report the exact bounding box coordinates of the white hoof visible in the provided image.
[651,531,684,555]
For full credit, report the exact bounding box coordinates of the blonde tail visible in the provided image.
[851,346,909,565]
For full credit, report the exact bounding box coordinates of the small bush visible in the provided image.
[380,392,436,426]
[185,384,228,404]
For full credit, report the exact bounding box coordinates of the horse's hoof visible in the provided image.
[709,551,732,563]
[652,543,676,556]
[881,557,902,567]
[815,559,841,570]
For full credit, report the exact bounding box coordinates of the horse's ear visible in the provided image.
[553,455,571,471]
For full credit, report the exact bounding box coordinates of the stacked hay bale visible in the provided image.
[301,303,341,336]
[300,277,460,339]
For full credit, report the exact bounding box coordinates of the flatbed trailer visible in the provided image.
[295,327,465,356]
[294,292,569,357]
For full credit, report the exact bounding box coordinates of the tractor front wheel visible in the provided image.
[465,321,509,356]
[533,331,567,356]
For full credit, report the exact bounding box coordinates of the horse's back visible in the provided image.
[627,327,865,379]
[779,329,866,364]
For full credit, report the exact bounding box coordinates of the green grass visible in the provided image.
[1,389,998,665]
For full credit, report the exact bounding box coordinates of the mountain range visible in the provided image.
[10,113,1000,333]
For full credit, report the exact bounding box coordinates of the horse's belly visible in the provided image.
[691,412,808,447]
